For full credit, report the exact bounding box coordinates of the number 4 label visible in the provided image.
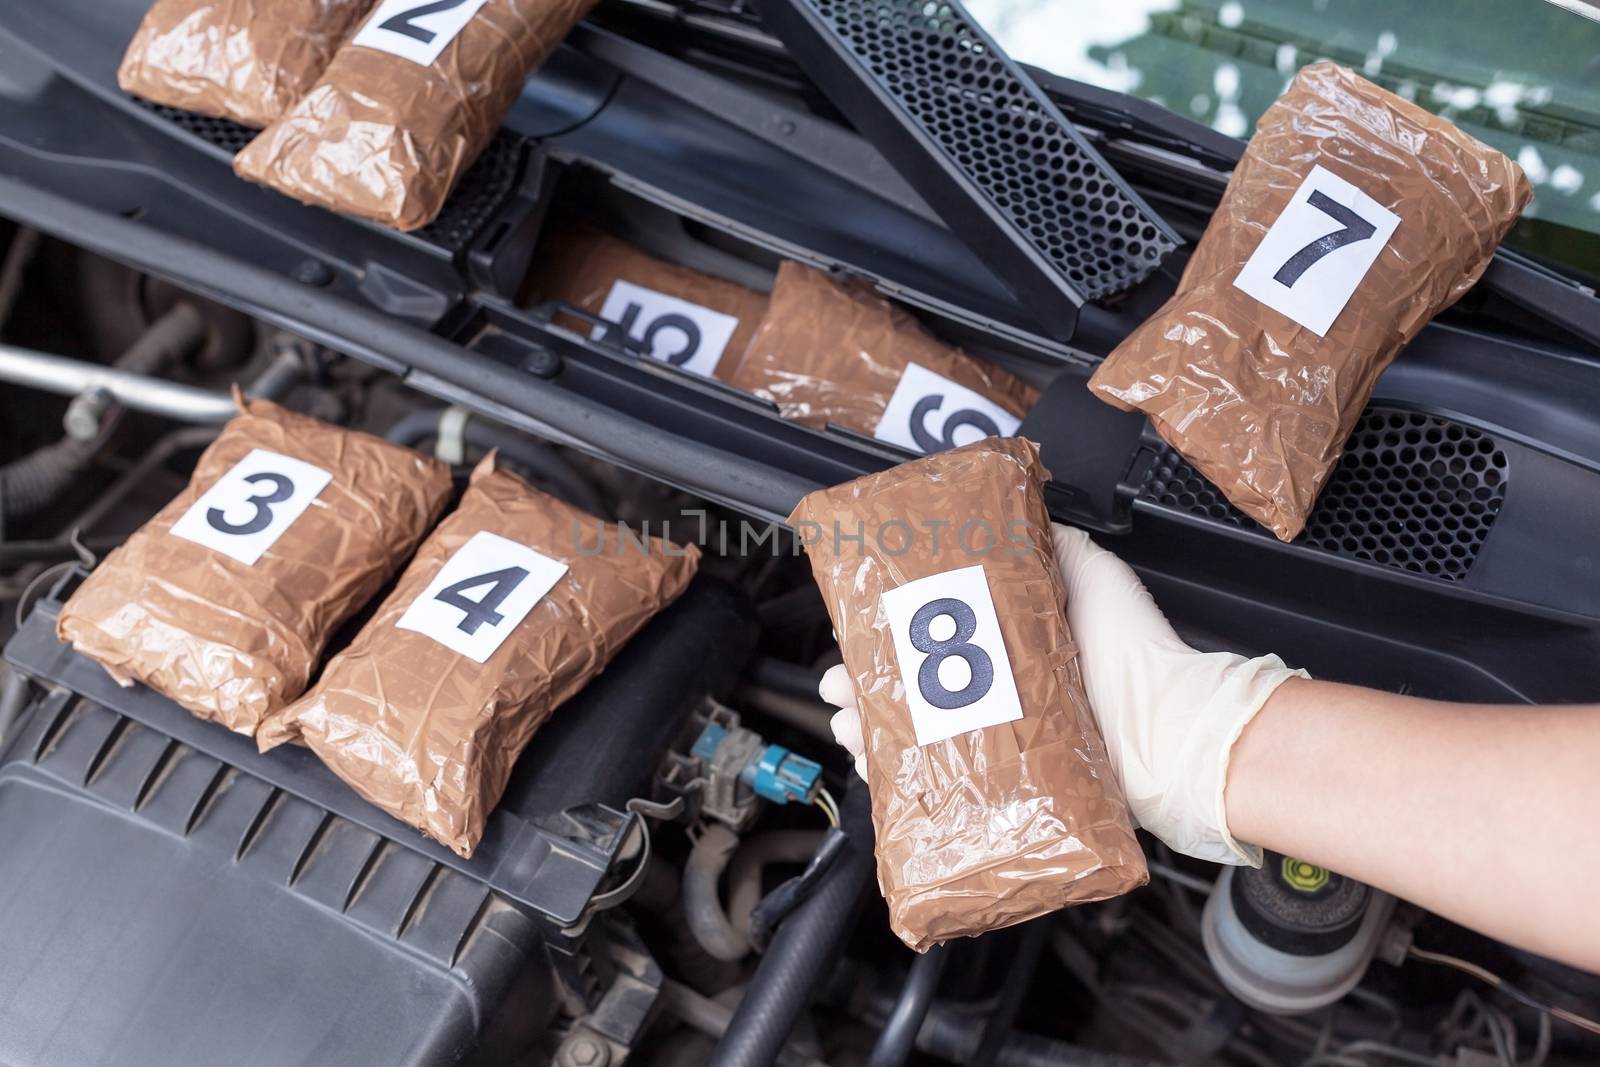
[881,564,1024,747]
[396,531,569,662]
[1233,164,1400,337]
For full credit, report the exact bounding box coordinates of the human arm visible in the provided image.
[1227,675,1600,973]
[823,525,1600,973]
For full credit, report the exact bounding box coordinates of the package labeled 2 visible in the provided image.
[234,0,598,230]
[789,436,1146,950]
[57,395,452,735]
[1088,62,1530,541]
[258,456,700,858]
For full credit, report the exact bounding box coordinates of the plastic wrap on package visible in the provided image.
[117,0,375,128]
[233,0,597,231]
[1088,62,1530,541]
[789,437,1146,950]
[258,456,700,858]
[520,225,769,381]
[729,262,1038,444]
[57,396,452,736]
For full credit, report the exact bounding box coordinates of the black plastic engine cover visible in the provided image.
[0,577,755,1067]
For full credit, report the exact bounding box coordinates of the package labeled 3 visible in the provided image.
[258,456,699,858]
[57,396,452,736]
[789,436,1146,950]
[521,226,769,381]
[117,0,375,128]
[1088,62,1531,541]
[730,262,1038,451]
[234,0,596,230]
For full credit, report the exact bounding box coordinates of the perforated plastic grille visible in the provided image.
[137,100,520,252]
[141,102,257,153]
[806,0,1176,300]
[1142,410,1508,583]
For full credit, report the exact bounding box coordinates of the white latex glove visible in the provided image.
[821,523,1307,867]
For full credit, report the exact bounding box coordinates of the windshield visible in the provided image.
[966,0,1600,280]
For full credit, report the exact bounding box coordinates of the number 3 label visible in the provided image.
[170,449,332,565]
[1233,164,1400,337]
[396,530,569,662]
[881,564,1023,746]
[351,0,490,67]
[874,362,1022,455]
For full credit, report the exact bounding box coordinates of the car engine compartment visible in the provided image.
[3,0,1600,1064]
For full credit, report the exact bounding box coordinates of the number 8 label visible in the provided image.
[882,564,1024,746]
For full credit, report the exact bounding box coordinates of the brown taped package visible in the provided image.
[117,0,375,128]
[258,457,700,857]
[520,225,769,381]
[790,437,1146,950]
[1088,62,1530,541]
[57,396,452,736]
[233,0,596,231]
[729,262,1038,443]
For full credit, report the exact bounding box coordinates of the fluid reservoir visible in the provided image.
[1202,852,1394,1014]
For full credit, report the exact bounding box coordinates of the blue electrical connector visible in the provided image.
[742,743,823,806]
[690,718,822,809]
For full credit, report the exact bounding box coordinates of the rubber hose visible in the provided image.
[683,823,751,963]
[0,436,98,521]
[867,944,950,1067]
[973,921,1049,1067]
[748,657,826,701]
[709,782,874,1067]
[385,409,606,515]
[916,1006,1172,1067]
[113,303,205,375]
[0,305,206,522]
[727,831,826,937]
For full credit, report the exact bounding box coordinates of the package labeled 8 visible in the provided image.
[875,362,1023,454]
[594,279,740,378]
[881,563,1024,746]
[169,448,333,565]
[396,530,569,662]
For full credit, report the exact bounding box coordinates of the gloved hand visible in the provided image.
[820,524,1307,867]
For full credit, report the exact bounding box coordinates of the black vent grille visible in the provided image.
[140,102,258,153]
[1142,410,1508,583]
[756,0,1178,330]
[416,133,522,250]
[135,100,520,253]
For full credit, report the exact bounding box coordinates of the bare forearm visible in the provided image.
[1226,677,1600,972]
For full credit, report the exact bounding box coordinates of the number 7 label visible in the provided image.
[1233,164,1400,337]
[396,531,569,662]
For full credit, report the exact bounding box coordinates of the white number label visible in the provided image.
[396,530,568,662]
[1233,163,1400,337]
[593,280,740,378]
[874,362,1023,454]
[169,449,332,565]
[881,564,1023,746]
[350,0,490,67]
